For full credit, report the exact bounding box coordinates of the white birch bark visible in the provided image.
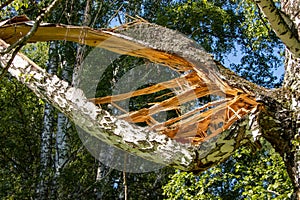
[36,41,58,199]
[55,53,72,175]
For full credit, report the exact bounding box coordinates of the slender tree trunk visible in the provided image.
[55,71,71,171]
[36,41,59,199]
[54,44,73,199]
[55,113,69,172]
[122,171,128,200]
[37,103,54,199]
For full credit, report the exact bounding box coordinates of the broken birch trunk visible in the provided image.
[0,16,298,188]
[0,16,263,172]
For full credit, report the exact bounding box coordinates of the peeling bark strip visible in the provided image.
[0,36,262,172]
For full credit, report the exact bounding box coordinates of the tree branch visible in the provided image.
[0,35,263,172]
[254,0,300,57]
[0,39,198,171]
[0,44,22,80]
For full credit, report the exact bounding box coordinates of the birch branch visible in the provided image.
[254,0,300,57]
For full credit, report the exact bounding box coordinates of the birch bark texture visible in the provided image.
[36,41,58,200]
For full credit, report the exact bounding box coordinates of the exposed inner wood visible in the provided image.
[0,16,259,145]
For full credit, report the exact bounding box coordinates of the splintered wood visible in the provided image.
[91,77,257,145]
[0,16,259,145]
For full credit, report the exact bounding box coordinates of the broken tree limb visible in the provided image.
[0,38,261,172]
[0,17,271,172]
[0,17,268,143]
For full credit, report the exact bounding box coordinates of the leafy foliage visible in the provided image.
[156,0,239,61]
[0,72,43,199]
[163,141,293,199]
[154,0,284,87]
[230,0,285,87]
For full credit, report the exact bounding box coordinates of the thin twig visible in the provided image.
[255,3,272,33]
[125,13,138,21]
[123,155,128,200]
[117,12,123,25]
[266,189,280,196]
[106,4,124,27]
[91,1,103,27]
[0,0,13,10]
[123,170,128,200]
